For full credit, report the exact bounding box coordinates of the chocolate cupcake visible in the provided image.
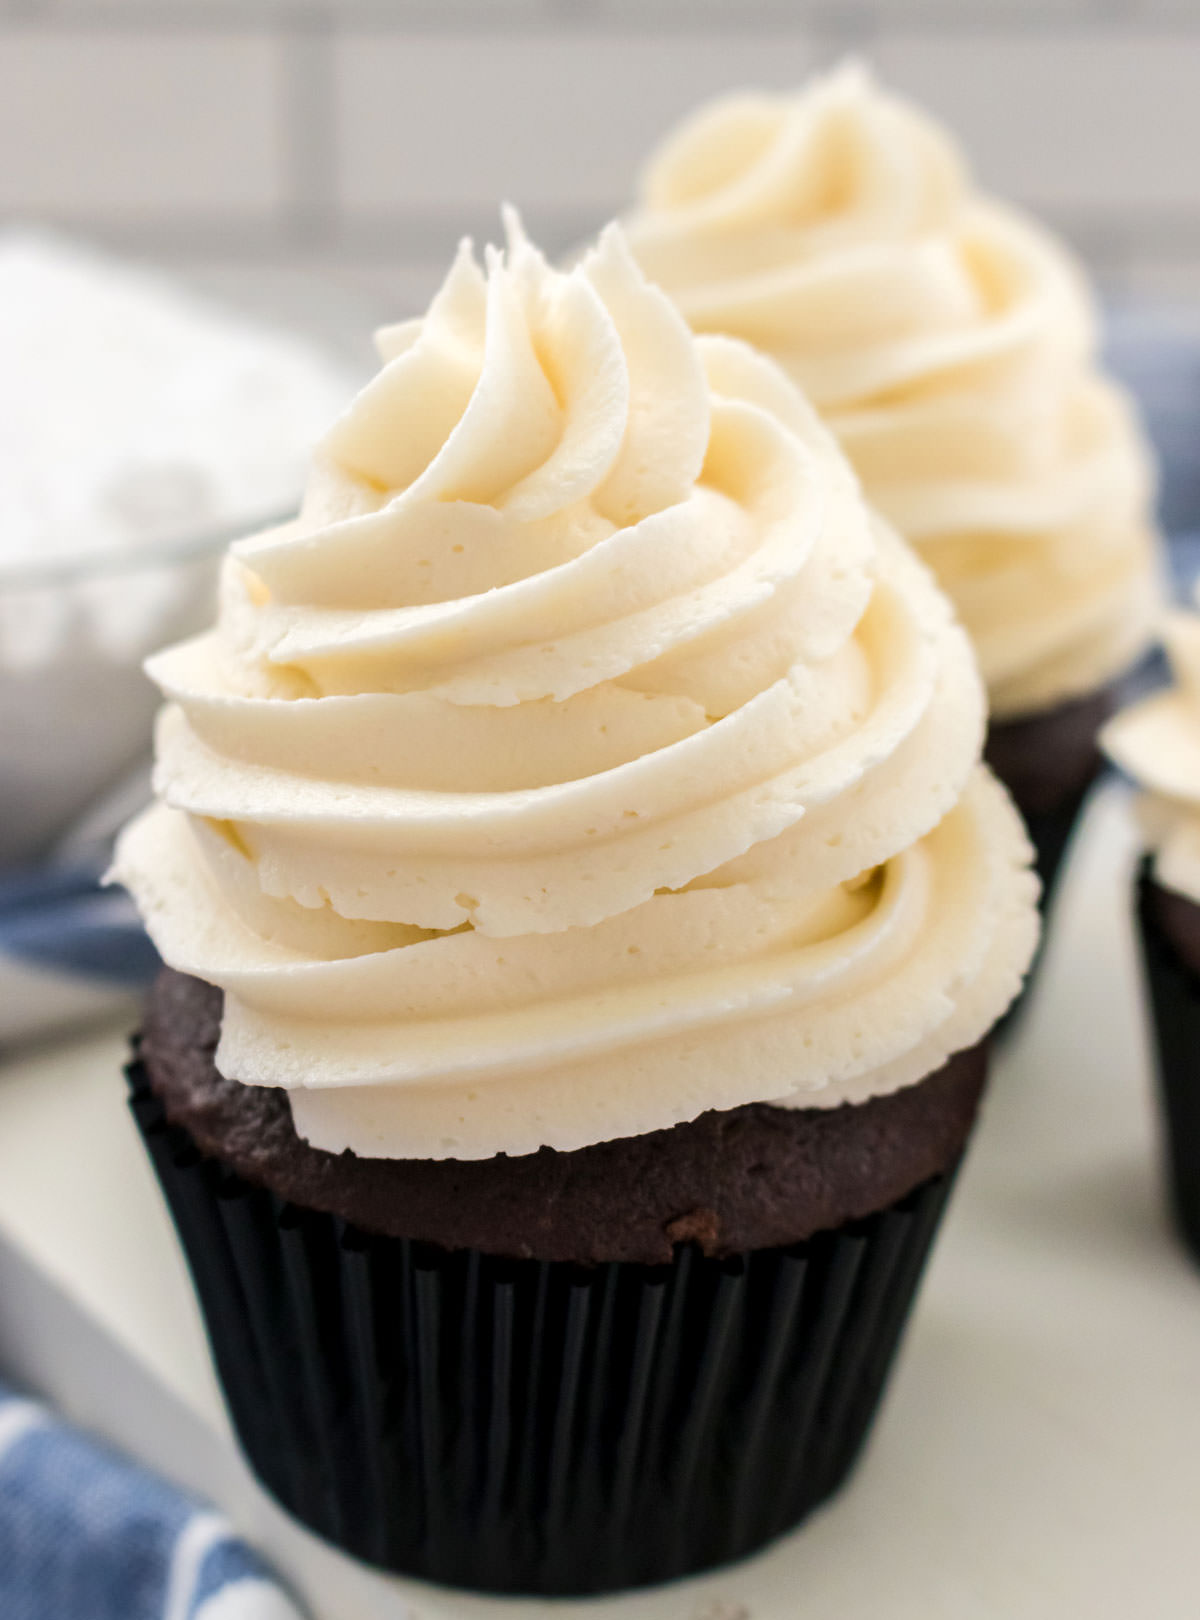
[1102,601,1200,1264]
[114,216,1039,1595]
[625,62,1164,906]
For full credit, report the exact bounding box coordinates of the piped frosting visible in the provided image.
[115,215,1038,1159]
[626,63,1163,720]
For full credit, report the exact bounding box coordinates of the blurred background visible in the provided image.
[2,1,1198,362]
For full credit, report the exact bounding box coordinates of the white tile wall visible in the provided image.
[333,30,820,222]
[0,31,284,221]
[0,7,1195,301]
[870,31,1200,218]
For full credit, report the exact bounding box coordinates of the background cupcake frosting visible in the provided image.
[626,62,1163,722]
[114,216,1037,1162]
[1103,592,1200,907]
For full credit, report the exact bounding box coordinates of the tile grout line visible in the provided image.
[17,206,1200,260]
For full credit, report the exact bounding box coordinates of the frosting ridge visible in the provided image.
[626,62,1163,720]
[115,216,1038,1159]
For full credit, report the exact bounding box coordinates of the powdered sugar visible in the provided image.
[0,230,352,576]
[0,231,355,861]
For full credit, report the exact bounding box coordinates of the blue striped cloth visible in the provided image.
[0,858,160,1043]
[1,304,1199,1048]
[0,1384,307,1620]
[0,767,160,1046]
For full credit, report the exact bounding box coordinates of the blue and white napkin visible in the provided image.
[0,859,158,1045]
[0,1383,307,1620]
[0,767,158,1045]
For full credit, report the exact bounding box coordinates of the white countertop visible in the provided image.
[2,780,1200,1619]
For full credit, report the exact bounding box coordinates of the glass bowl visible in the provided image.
[0,509,290,868]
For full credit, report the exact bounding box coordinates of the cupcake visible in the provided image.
[114,216,1038,1596]
[1102,599,1200,1264]
[625,62,1164,902]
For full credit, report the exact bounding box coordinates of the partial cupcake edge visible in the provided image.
[1135,860,1200,1267]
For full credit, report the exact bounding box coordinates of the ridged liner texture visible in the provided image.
[1137,863,1200,1266]
[128,1052,959,1597]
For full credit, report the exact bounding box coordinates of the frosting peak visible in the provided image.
[115,216,1038,1160]
[627,64,1163,721]
[322,217,707,531]
[641,63,964,263]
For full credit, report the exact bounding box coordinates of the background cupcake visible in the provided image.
[625,62,1164,902]
[115,216,1038,1595]
[1103,598,1200,1264]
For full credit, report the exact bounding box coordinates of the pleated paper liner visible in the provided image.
[1023,781,1095,912]
[128,1052,960,1598]
[1137,863,1200,1265]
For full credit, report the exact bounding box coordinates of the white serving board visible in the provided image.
[2,780,1200,1620]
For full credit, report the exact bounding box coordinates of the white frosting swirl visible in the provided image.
[626,63,1163,721]
[1102,593,1200,906]
[115,216,1038,1160]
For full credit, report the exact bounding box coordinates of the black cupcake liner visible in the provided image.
[1136,865,1200,1265]
[1022,779,1097,913]
[128,1054,960,1597]
[987,771,1101,1036]
[985,687,1113,923]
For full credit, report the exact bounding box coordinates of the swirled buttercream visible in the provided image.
[1102,592,1200,906]
[114,215,1038,1159]
[625,62,1163,721]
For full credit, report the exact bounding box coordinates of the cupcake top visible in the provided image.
[625,62,1162,722]
[1102,592,1200,907]
[114,215,1038,1161]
